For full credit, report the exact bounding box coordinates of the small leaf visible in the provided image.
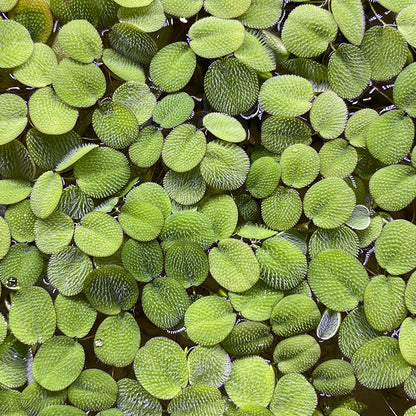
[184,296,236,345]
[225,356,275,408]
[133,337,188,400]
[32,336,85,391]
[188,17,245,58]
[352,337,411,389]
[317,309,342,340]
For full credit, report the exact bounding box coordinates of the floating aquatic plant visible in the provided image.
[0,0,415,415]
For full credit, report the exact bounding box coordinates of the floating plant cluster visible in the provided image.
[0,0,416,415]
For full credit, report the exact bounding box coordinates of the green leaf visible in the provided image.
[47,246,93,296]
[188,17,245,58]
[74,211,123,257]
[399,317,416,366]
[261,187,303,231]
[352,336,411,389]
[345,108,378,148]
[281,5,337,57]
[234,30,276,72]
[188,345,231,387]
[49,0,99,25]
[134,337,188,400]
[94,312,140,367]
[209,239,260,292]
[328,44,370,99]
[116,377,162,416]
[0,180,30,205]
[246,156,281,199]
[222,321,273,356]
[58,19,102,63]
[55,294,97,338]
[26,128,82,171]
[38,405,86,416]
[406,271,416,314]
[92,101,138,149]
[0,335,31,388]
[125,182,171,219]
[366,110,414,164]
[200,140,250,190]
[68,369,118,411]
[185,295,236,345]
[357,214,384,248]
[269,373,317,416]
[0,243,43,289]
[202,113,246,143]
[28,87,78,135]
[319,139,357,178]
[164,168,206,206]
[129,126,163,168]
[397,5,416,47]
[160,0,202,16]
[256,238,307,290]
[229,281,283,321]
[375,219,416,275]
[273,334,321,374]
[198,194,238,240]
[118,0,166,32]
[150,42,196,92]
[393,62,416,117]
[0,216,10,261]
[261,115,312,154]
[283,57,329,92]
[238,0,282,29]
[119,201,164,241]
[32,336,85,391]
[270,294,321,337]
[259,75,313,117]
[370,164,416,212]
[235,223,278,240]
[312,359,355,396]
[310,91,347,140]
[304,177,356,229]
[84,265,138,314]
[0,140,36,181]
[331,0,364,44]
[102,48,146,82]
[34,211,74,254]
[308,249,369,311]
[153,92,194,129]
[308,227,359,259]
[165,241,208,287]
[0,93,27,145]
[74,147,130,198]
[52,58,106,108]
[9,286,56,344]
[204,58,259,115]
[280,143,319,188]
[30,171,62,219]
[121,238,163,282]
[225,356,275,408]
[142,277,189,329]
[113,80,156,126]
[162,124,206,172]
[108,22,157,65]
[21,381,67,415]
[361,26,407,81]
[364,275,407,331]
[338,306,382,360]
[0,19,33,68]
[168,385,225,416]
